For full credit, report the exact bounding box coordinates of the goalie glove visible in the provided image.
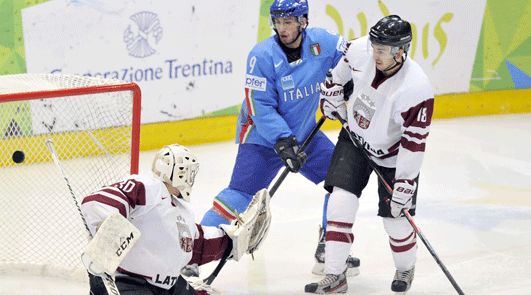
[220,188,271,261]
[319,79,347,121]
[390,180,416,218]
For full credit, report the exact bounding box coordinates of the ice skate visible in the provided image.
[391,267,415,294]
[312,225,360,276]
[181,263,200,277]
[305,268,347,294]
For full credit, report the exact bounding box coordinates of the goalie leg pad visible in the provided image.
[220,188,271,261]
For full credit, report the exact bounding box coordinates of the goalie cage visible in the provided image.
[0,73,141,282]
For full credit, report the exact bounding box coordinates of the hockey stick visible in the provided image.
[45,139,91,239]
[45,139,122,295]
[202,116,327,286]
[333,113,465,295]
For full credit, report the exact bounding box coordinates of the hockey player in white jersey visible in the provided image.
[305,15,434,294]
[81,144,272,295]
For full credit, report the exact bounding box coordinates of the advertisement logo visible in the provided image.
[245,74,267,91]
[124,11,163,58]
[281,75,295,90]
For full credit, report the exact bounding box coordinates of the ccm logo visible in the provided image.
[116,232,136,256]
[245,75,267,91]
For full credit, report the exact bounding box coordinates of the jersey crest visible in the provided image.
[176,215,193,253]
[352,93,376,129]
[310,43,321,56]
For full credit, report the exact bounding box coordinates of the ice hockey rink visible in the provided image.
[1,113,530,295]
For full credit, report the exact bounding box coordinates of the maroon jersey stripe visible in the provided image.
[401,137,426,152]
[403,130,429,140]
[111,178,147,207]
[327,220,353,228]
[401,98,434,128]
[326,231,354,243]
[99,187,134,208]
[390,241,417,253]
[390,232,415,243]
[82,194,127,217]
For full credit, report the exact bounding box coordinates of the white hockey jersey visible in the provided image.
[81,175,229,289]
[330,36,435,181]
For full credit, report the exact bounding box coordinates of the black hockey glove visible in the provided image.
[274,136,307,173]
[343,79,354,101]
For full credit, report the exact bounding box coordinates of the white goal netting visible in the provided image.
[0,74,141,281]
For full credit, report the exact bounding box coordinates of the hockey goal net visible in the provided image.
[0,73,141,281]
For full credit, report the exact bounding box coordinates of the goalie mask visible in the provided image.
[152,144,199,202]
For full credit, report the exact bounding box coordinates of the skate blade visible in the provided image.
[311,263,360,277]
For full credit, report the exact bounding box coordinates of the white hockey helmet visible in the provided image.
[151,144,199,202]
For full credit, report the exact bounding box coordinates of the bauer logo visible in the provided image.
[124,11,163,58]
[245,74,267,91]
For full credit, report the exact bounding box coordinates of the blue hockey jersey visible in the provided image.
[236,28,347,147]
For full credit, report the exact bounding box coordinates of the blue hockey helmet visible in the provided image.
[269,0,309,27]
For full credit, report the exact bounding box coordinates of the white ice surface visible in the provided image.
[1,113,530,294]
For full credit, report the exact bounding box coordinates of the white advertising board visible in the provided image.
[22,0,487,125]
[308,0,487,95]
[22,0,260,124]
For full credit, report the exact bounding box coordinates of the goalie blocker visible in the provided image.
[81,212,141,295]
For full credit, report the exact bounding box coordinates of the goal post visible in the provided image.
[0,73,141,281]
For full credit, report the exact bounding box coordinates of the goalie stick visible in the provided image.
[202,115,328,286]
[333,113,465,295]
[45,139,123,295]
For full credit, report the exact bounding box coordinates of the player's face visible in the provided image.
[371,44,395,71]
[273,16,303,48]
[371,43,403,74]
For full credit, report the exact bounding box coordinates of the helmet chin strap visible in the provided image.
[382,51,407,74]
[284,29,302,46]
[382,59,401,73]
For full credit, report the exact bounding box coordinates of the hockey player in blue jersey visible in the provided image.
[193,0,359,279]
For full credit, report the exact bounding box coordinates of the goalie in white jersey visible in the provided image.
[305,15,434,294]
[81,144,271,295]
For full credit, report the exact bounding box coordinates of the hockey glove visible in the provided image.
[319,80,347,121]
[343,79,354,101]
[390,180,417,218]
[274,136,307,173]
